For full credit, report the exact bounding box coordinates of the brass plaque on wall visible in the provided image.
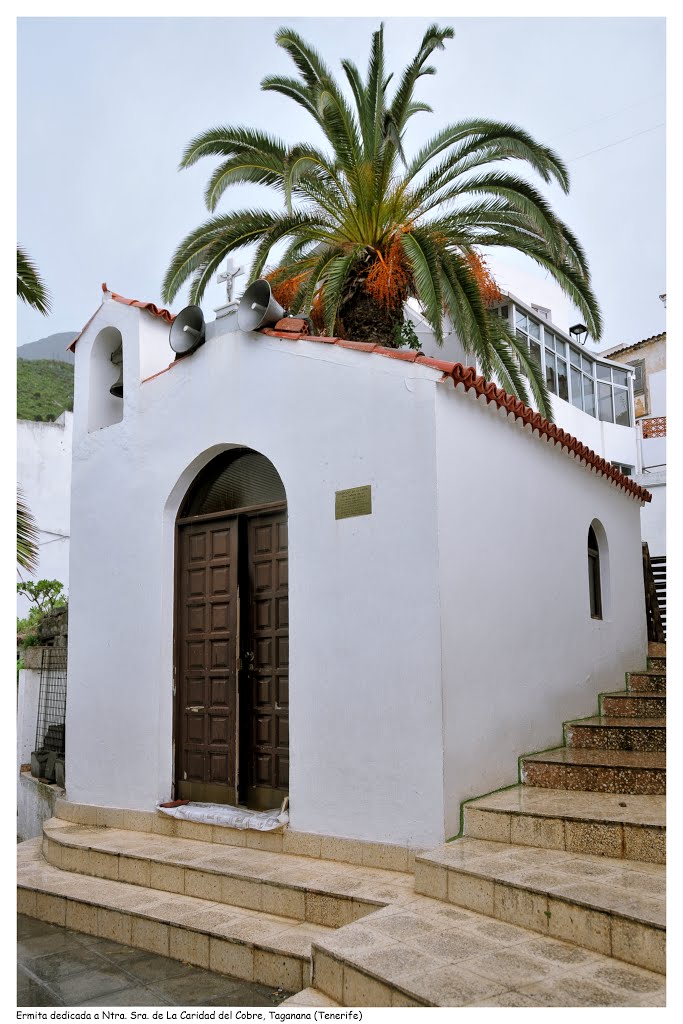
[335,485,372,520]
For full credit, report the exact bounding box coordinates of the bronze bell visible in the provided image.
[110,343,124,398]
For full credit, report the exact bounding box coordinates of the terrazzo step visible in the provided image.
[647,642,666,658]
[627,670,666,694]
[599,692,666,718]
[42,818,415,927]
[520,748,665,795]
[564,717,665,752]
[17,838,335,993]
[280,987,341,1006]
[463,786,665,863]
[310,891,665,1006]
[414,839,665,975]
[647,656,666,672]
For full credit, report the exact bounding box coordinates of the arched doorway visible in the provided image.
[174,448,288,809]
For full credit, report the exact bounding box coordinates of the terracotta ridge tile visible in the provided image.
[254,327,650,503]
[69,284,176,351]
[105,282,175,324]
[448,363,651,503]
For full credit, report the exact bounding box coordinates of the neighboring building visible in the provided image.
[417,292,640,474]
[17,412,73,617]
[62,285,649,850]
[602,332,666,558]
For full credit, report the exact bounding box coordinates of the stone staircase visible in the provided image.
[17,643,665,1007]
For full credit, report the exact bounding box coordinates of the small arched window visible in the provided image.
[588,525,602,619]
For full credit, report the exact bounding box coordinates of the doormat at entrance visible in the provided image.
[156,797,289,832]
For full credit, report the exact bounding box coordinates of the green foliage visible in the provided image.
[17,359,74,421]
[163,23,603,420]
[17,579,66,613]
[17,580,67,649]
[392,318,421,351]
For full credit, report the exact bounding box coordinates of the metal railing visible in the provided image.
[642,543,665,644]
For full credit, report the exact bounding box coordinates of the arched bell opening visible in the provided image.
[174,448,289,809]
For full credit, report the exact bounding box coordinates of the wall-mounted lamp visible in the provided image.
[569,323,588,347]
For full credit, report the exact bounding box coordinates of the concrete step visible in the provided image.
[463,786,665,863]
[52,798,416,873]
[599,692,665,718]
[564,717,665,753]
[42,818,415,928]
[18,838,334,993]
[627,670,666,693]
[414,839,664,975]
[311,892,665,1005]
[521,748,665,795]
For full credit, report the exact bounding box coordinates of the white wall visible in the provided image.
[17,412,73,617]
[549,396,638,470]
[637,471,666,557]
[641,368,666,471]
[435,384,648,838]
[67,301,446,847]
[17,668,41,771]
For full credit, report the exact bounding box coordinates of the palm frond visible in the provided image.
[17,488,39,574]
[17,248,51,315]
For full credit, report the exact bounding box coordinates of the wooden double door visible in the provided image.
[175,503,288,809]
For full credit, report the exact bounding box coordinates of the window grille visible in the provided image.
[35,647,67,758]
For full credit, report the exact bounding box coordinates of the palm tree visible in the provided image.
[163,24,602,419]
[17,246,50,572]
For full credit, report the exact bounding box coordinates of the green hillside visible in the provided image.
[17,359,74,421]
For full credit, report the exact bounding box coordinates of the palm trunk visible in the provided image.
[336,270,405,346]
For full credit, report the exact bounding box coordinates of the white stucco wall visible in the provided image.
[66,300,446,847]
[435,385,648,838]
[17,668,41,771]
[66,295,649,848]
[640,368,666,471]
[636,471,666,557]
[17,413,73,617]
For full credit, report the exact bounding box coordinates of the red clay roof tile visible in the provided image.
[68,284,175,351]
[69,289,650,505]
[258,327,651,504]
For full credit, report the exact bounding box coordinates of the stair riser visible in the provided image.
[41,837,378,928]
[520,762,665,795]
[627,673,666,694]
[413,863,665,975]
[463,808,665,864]
[600,696,665,717]
[647,643,666,658]
[17,885,311,991]
[565,725,665,753]
[311,945,425,1008]
[647,657,666,672]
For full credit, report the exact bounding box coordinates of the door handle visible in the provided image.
[187,706,205,713]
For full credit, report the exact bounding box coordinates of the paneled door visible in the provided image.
[175,504,289,808]
[242,508,289,809]
[176,517,239,803]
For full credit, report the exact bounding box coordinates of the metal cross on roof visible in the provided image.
[217,258,244,304]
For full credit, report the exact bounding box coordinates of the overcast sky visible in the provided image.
[17,16,665,351]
